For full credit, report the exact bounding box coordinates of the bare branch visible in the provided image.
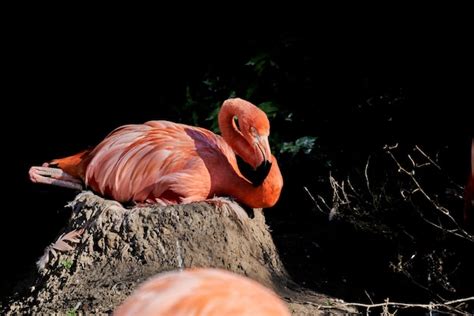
[415,145,442,170]
[414,145,463,190]
[311,296,474,315]
[385,146,474,242]
[364,155,373,196]
[304,186,326,215]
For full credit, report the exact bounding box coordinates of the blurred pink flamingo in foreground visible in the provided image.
[114,268,290,316]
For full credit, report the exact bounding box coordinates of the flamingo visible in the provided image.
[29,98,283,208]
[464,138,474,227]
[114,268,291,316]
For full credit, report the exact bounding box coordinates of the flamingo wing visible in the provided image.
[85,121,232,204]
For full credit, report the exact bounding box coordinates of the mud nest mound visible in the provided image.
[4,191,354,315]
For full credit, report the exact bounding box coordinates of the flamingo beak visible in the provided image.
[255,135,272,165]
[251,135,272,186]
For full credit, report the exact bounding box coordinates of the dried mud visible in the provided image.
[3,192,354,315]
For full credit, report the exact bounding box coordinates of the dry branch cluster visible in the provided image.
[309,144,473,314]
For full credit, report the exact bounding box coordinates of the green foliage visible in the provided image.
[60,258,73,270]
[325,299,335,306]
[180,33,401,180]
[182,40,283,134]
[245,53,278,76]
[280,136,317,156]
[65,308,77,316]
[257,101,279,119]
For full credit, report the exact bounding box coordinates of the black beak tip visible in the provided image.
[257,159,271,169]
[235,154,273,187]
[252,160,272,186]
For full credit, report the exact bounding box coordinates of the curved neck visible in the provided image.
[224,155,283,208]
[218,99,283,208]
[218,100,254,165]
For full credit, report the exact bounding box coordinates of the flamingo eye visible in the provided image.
[250,127,257,136]
[233,116,241,132]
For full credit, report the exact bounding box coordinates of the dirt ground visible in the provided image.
[3,192,355,315]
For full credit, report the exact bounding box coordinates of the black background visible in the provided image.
[2,19,472,303]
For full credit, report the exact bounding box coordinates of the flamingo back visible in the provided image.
[85,121,235,204]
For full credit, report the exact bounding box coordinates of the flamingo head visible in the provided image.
[234,105,272,171]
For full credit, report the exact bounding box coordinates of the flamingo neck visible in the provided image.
[225,155,283,208]
[218,99,283,208]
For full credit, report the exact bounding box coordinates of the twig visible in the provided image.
[304,186,325,215]
[414,145,464,191]
[309,296,474,315]
[385,147,474,242]
[414,145,442,170]
[342,296,474,312]
[364,290,374,305]
[364,155,373,196]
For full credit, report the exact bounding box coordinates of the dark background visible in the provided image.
[2,23,472,309]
